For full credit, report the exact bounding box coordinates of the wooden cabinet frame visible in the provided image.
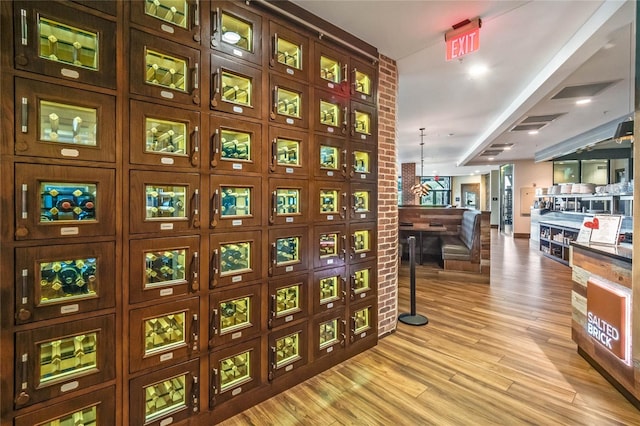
[313,42,350,95]
[209,283,262,348]
[311,266,346,315]
[268,20,310,81]
[348,260,377,304]
[268,126,310,178]
[210,114,263,175]
[268,322,308,381]
[313,135,348,180]
[350,100,377,144]
[210,53,262,119]
[269,74,309,129]
[268,178,309,227]
[348,300,377,346]
[313,223,347,269]
[209,337,262,408]
[350,56,377,105]
[210,175,262,230]
[349,221,377,264]
[311,311,345,361]
[268,272,309,329]
[129,0,202,46]
[210,1,263,66]
[209,231,262,288]
[268,226,309,277]
[349,141,377,182]
[350,182,377,222]
[311,180,348,224]
[314,88,348,136]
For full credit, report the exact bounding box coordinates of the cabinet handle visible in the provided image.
[268,294,276,328]
[193,62,199,90]
[210,249,219,288]
[341,64,348,84]
[190,314,199,352]
[269,191,277,225]
[269,138,277,172]
[350,234,356,259]
[350,316,355,342]
[20,269,28,305]
[211,68,220,107]
[21,97,28,133]
[341,150,348,178]
[193,0,200,28]
[192,189,200,228]
[268,242,276,276]
[350,111,356,136]
[349,273,356,301]
[15,353,29,405]
[210,189,219,228]
[350,152,357,178]
[342,107,348,134]
[270,86,278,120]
[211,128,219,167]
[210,308,219,336]
[271,33,278,66]
[210,367,219,406]
[340,319,347,347]
[190,251,199,291]
[340,235,347,262]
[211,8,220,47]
[21,184,28,219]
[190,126,199,166]
[20,9,27,46]
[351,67,357,94]
[268,346,276,381]
[340,275,347,302]
[340,192,347,219]
[191,375,199,413]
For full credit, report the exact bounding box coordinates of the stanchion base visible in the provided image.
[398,313,429,326]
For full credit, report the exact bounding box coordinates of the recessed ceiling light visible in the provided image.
[222,31,242,44]
[528,130,539,135]
[576,98,592,105]
[474,170,480,173]
[503,146,512,150]
[468,64,489,77]
[432,170,437,175]
[488,157,495,161]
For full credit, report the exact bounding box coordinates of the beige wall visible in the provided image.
[512,160,553,235]
[452,175,485,210]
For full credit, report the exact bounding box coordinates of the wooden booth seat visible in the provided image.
[440,210,481,272]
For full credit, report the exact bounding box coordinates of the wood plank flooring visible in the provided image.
[220,232,639,425]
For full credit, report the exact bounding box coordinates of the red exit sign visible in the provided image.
[445,19,481,61]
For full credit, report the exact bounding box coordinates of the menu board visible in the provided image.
[587,215,622,245]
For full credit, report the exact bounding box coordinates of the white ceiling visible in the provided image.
[290,0,635,176]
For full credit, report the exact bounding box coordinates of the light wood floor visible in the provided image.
[220,232,639,425]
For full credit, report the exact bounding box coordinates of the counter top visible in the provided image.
[571,241,632,263]
[539,219,582,230]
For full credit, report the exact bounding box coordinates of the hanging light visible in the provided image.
[410,128,431,197]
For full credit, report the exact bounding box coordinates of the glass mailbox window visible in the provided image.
[39,17,98,70]
[220,242,251,275]
[221,187,251,217]
[276,88,301,118]
[354,307,370,333]
[276,285,300,317]
[145,0,188,28]
[220,296,250,333]
[39,332,98,384]
[220,350,251,392]
[144,374,186,422]
[144,312,186,355]
[276,237,299,265]
[319,276,339,304]
[319,100,339,127]
[40,182,96,222]
[276,189,300,215]
[354,70,371,95]
[145,185,187,219]
[319,233,338,258]
[319,318,338,349]
[353,191,370,212]
[38,258,97,305]
[581,159,608,185]
[221,129,251,162]
[275,332,300,368]
[146,118,187,156]
[222,72,252,106]
[353,151,370,174]
[221,13,253,52]
[320,56,340,83]
[320,145,339,171]
[145,248,187,288]
[145,49,187,91]
[354,110,371,135]
[40,100,97,145]
[353,268,370,293]
[276,37,301,69]
[276,138,300,166]
[320,190,338,214]
[353,230,370,253]
[41,405,98,426]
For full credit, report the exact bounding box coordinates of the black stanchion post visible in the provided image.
[398,236,428,326]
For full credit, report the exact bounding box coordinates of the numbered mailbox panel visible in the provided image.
[269,21,309,81]
[14,77,116,162]
[129,297,199,373]
[13,1,117,89]
[269,227,309,277]
[313,224,347,269]
[210,53,262,119]
[14,314,115,408]
[312,266,346,315]
[268,322,308,381]
[15,242,115,325]
[268,273,309,330]
[15,164,115,241]
[312,311,345,362]
[209,284,261,348]
[313,135,347,180]
[270,74,309,129]
[268,126,309,177]
[130,28,201,106]
[129,359,200,426]
[314,42,350,95]
[211,1,263,66]
[130,100,201,169]
[210,115,262,174]
[210,175,262,230]
[349,300,377,346]
[315,89,348,137]
[130,0,202,46]
[130,236,200,304]
[14,385,115,426]
[350,182,377,222]
[129,171,201,234]
[349,222,376,263]
[350,141,376,182]
[210,231,262,289]
[350,56,377,105]
[350,101,377,144]
[312,181,348,223]
[268,178,308,226]
[349,260,377,304]
[210,337,261,408]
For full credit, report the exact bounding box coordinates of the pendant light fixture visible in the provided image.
[410,128,431,197]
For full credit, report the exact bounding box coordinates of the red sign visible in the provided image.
[445,19,481,61]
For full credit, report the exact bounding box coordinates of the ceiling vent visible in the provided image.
[490,143,514,148]
[480,150,502,156]
[510,123,548,132]
[551,81,618,99]
[510,113,565,132]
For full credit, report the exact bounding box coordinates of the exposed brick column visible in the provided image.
[377,54,398,336]
[401,162,418,205]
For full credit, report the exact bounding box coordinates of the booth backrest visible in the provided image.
[460,210,481,251]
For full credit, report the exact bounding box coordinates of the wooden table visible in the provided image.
[399,224,448,264]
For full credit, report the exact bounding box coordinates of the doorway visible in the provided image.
[499,164,514,235]
[461,183,480,209]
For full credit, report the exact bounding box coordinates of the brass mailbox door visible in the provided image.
[311,180,348,224]
[210,53,262,119]
[130,100,201,169]
[311,311,345,362]
[209,232,262,289]
[268,226,309,278]
[349,141,377,183]
[350,101,377,144]
[268,322,308,381]
[210,115,262,175]
[313,42,350,95]
[349,221,377,264]
[129,170,201,235]
[15,242,116,324]
[13,1,117,89]
[348,300,377,346]
[350,56,377,105]
[210,1,263,67]
[311,266,346,315]
[348,260,377,304]
[269,20,309,81]
[129,0,202,46]
[14,314,115,408]
[129,359,200,426]
[269,74,309,129]
[267,126,310,178]
[313,223,347,270]
[314,89,348,137]
[267,272,309,330]
[129,297,200,373]
[209,336,261,408]
[129,235,200,304]
[15,163,116,241]
[14,77,116,163]
[313,135,347,181]
[210,175,262,230]
[349,182,377,222]
[268,178,309,227]
[130,28,201,106]
[209,284,261,348]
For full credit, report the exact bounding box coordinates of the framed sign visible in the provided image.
[588,215,622,245]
